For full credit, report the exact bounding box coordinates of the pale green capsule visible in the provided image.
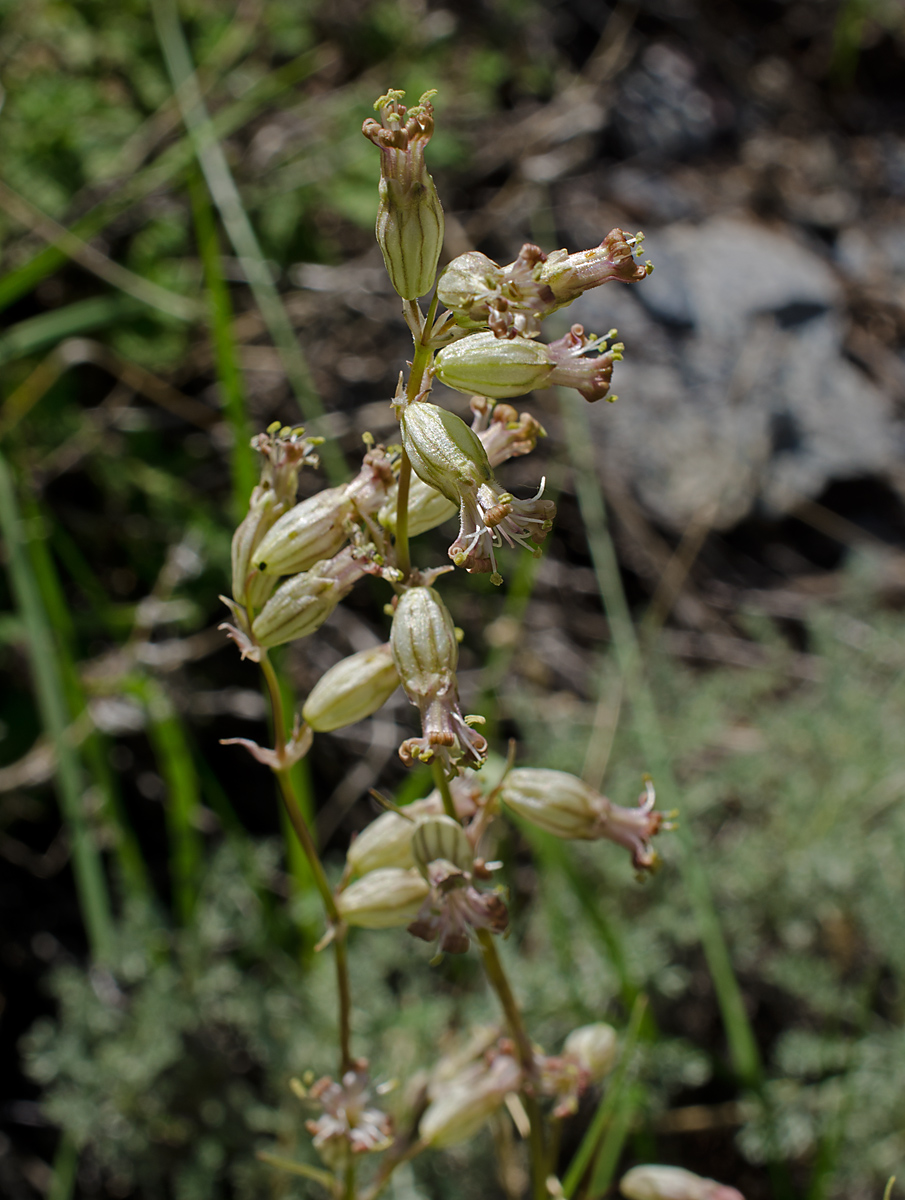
[434,332,553,400]
[337,868,430,929]
[399,401,491,504]
[302,644,399,733]
[500,767,599,840]
[411,815,473,879]
[390,586,458,697]
[252,486,352,577]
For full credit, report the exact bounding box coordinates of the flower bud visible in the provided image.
[434,331,553,400]
[420,1055,521,1148]
[390,587,487,773]
[362,90,444,300]
[337,867,430,929]
[251,547,365,648]
[620,1166,745,1200]
[302,644,399,733]
[563,1023,618,1082]
[347,781,480,877]
[501,769,664,871]
[399,400,492,504]
[252,485,353,578]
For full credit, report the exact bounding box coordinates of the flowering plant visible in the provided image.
[217,87,733,1200]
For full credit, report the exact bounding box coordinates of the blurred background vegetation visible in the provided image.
[1,1,904,1199]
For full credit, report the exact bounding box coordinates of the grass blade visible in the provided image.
[0,297,143,368]
[47,1132,78,1200]
[0,179,199,322]
[130,677,204,924]
[587,1082,641,1200]
[188,168,256,519]
[22,494,150,901]
[0,448,115,960]
[151,0,346,483]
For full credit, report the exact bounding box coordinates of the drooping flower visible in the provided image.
[501,769,666,872]
[390,587,488,773]
[406,816,508,955]
[398,399,554,583]
[433,325,624,403]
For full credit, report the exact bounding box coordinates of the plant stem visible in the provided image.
[259,652,353,1073]
[431,759,458,821]
[477,930,546,1200]
[259,652,288,760]
[343,1157,356,1200]
[394,293,440,578]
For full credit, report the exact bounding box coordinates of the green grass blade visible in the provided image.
[23,495,150,900]
[559,391,762,1089]
[151,0,346,483]
[562,994,648,1198]
[587,1082,641,1200]
[0,449,115,960]
[129,677,204,924]
[188,168,256,519]
[47,1132,78,1200]
[0,297,143,367]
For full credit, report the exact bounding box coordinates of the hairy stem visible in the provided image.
[477,930,547,1200]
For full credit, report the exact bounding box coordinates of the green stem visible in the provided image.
[259,653,353,1072]
[343,1157,356,1200]
[361,1139,426,1200]
[431,759,458,821]
[477,930,546,1200]
[394,293,440,578]
[0,450,115,961]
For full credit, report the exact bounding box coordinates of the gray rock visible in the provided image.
[567,217,900,531]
